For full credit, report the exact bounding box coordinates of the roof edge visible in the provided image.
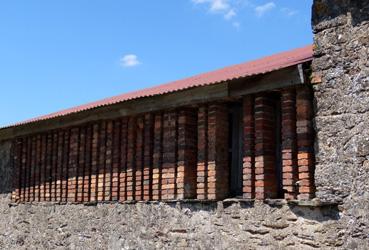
[1,45,313,130]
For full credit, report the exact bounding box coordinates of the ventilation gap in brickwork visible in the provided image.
[228,102,243,198]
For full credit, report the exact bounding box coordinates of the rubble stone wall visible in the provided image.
[312,0,369,247]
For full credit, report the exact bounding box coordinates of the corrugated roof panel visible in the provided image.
[2,45,313,129]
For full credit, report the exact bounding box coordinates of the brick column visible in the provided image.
[104,121,113,201]
[30,136,37,202]
[68,128,79,202]
[62,130,70,202]
[90,124,99,202]
[207,103,229,200]
[119,118,128,201]
[254,95,278,199]
[296,86,315,200]
[126,117,137,201]
[243,96,255,199]
[51,132,58,202]
[127,117,136,201]
[97,122,106,202]
[36,135,42,202]
[152,113,163,200]
[196,105,208,200]
[135,116,144,201]
[143,114,154,201]
[21,138,28,202]
[77,127,85,202]
[26,136,32,202]
[281,89,298,200]
[111,120,121,201]
[83,126,92,202]
[177,108,197,199]
[162,111,178,200]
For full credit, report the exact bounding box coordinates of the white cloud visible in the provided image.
[224,9,236,20]
[281,7,298,17]
[192,0,238,23]
[255,2,276,17]
[120,54,141,67]
[192,0,230,13]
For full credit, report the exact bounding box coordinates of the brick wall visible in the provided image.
[11,87,315,203]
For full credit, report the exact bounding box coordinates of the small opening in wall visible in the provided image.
[228,102,243,198]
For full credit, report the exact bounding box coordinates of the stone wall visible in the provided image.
[312,0,369,247]
[0,140,359,250]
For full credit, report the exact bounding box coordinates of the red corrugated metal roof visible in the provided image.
[3,45,313,129]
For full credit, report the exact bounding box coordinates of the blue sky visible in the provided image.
[0,0,313,127]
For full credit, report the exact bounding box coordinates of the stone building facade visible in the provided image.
[0,1,367,249]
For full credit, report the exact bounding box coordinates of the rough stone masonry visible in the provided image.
[0,0,368,249]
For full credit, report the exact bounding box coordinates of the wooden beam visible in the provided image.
[0,83,229,141]
[229,65,304,97]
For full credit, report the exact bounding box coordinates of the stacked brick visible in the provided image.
[135,117,144,201]
[281,89,298,200]
[152,113,163,200]
[254,94,278,199]
[119,118,128,201]
[126,117,137,201]
[161,111,178,200]
[196,106,208,200]
[296,86,315,200]
[197,103,229,200]
[243,96,255,199]
[10,88,315,203]
[177,108,197,199]
[242,89,315,200]
[143,114,154,201]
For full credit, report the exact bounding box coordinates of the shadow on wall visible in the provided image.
[0,141,13,194]
[313,0,369,27]
[289,204,340,222]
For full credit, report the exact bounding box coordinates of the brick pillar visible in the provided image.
[36,135,42,202]
[21,138,28,202]
[111,120,121,201]
[162,111,177,200]
[126,117,137,201]
[152,113,163,200]
[177,108,197,200]
[83,126,92,202]
[76,127,85,202]
[243,96,255,199]
[135,116,144,201]
[143,114,154,201]
[97,122,106,202]
[119,118,128,201]
[90,124,99,202]
[296,86,315,200]
[254,95,278,199]
[281,89,298,200]
[104,121,113,201]
[51,132,59,202]
[68,128,79,202]
[196,105,208,200]
[62,130,70,202]
[26,136,32,202]
[30,136,36,202]
[207,103,229,200]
